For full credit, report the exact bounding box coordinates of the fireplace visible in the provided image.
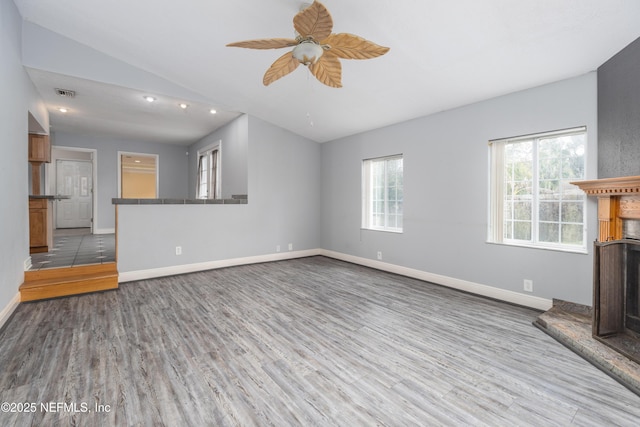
[594,239,640,336]
[572,175,640,363]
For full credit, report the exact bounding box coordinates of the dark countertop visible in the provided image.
[29,195,71,200]
[112,197,248,205]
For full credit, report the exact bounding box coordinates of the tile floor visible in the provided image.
[29,228,116,270]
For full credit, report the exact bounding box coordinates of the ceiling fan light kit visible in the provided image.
[227,1,389,88]
[292,41,324,65]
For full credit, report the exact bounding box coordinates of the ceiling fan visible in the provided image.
[227,1,389,88]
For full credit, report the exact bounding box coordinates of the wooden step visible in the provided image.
[20,263,119,302]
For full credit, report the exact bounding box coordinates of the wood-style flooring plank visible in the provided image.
[1,256,639,426]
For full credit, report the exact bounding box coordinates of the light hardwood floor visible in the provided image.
[1,256,639,426]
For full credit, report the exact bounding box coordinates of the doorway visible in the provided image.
[29,145,113,271]
[118,152,158,198]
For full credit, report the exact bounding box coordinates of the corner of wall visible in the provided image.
[0,293,21,332]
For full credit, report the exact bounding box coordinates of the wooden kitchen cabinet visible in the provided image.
[28,133,51,163]
[29,198,53,253]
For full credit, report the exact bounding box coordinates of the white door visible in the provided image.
[56,160,93,228]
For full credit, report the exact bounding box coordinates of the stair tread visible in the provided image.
[25,263,116,273]
[20,269,119,301]
[20,272,119,289]
[20,262,119,301]
[24,263,116,279]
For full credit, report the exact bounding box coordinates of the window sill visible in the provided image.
[485,240,588,255]
[361,228,403,234]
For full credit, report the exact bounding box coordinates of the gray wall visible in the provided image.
[117,116,320,272]
[0,0,48,311]
[52,132,189,231]
[321,73,598,305]
[598,36,640,178]
[188,115,249,199]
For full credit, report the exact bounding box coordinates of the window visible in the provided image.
[362,154,403,232]
[489,127,586,251]
[197,142,220,199]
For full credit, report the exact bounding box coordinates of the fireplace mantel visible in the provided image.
[572,175,640,196]
[572,175,640,242]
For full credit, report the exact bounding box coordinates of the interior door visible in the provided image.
[56,159,93,228]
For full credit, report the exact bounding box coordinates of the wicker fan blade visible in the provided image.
[263,51,300,86]
[309,53,342,88]
[227,38,298,49]
[322,33,390,59]
[293,1,333,41]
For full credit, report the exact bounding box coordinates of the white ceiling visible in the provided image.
[26,69,241,145]
[14,0,640,143]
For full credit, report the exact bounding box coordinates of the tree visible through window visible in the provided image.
[362,155,403,232]
[489,127,586,250]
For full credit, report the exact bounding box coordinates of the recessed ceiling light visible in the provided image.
[179,103,188,109]
[134,160,141,163]
[58,108,68,113]
[144,96,156,102]
[210,109,217,114]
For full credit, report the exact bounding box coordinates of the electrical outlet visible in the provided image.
[175,246,182,255]
[276,245,281,252]
[523,279,533,292]
[288,243,293,251]
[377,251,382,260]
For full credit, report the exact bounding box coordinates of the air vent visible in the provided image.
[54,88,76,98]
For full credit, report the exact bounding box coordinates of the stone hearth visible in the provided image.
[534,300,640,396]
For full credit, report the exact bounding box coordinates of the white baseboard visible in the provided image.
[319,249,553,311]
[0,293,21,331]
[119,249,322,283]
[94,228,115,235]
[118,248,552,311]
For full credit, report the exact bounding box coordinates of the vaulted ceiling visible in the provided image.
[14,0,640,143]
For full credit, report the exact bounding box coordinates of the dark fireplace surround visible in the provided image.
[594,239,640,362]
[573,176,640,363]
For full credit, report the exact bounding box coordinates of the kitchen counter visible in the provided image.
[112,196,248,205]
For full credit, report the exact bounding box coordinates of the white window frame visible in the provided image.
[362,154,403,233]
[488,127,587,253]
[196,141,221,199]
